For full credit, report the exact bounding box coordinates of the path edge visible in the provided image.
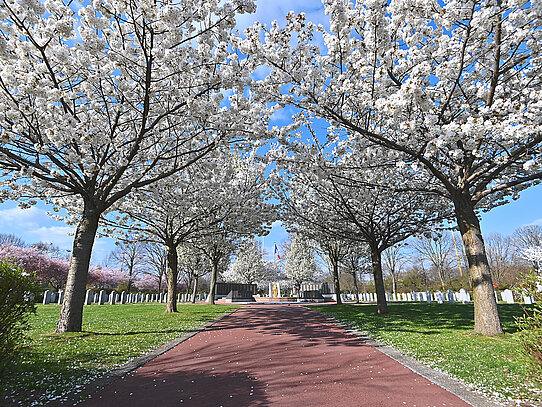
[46,308,240,407]
[311,309,502,407]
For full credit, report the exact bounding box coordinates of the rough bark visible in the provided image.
[331,259,342,304]
[391,273,397,294]
[351,271,360,303]
[165,245,178,313]
[370,245,388,315]
[454,196,503,335]
[207,258,219,305]
[191,274,198,303]
[56,206,100,333]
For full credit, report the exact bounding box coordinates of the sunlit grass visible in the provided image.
[2,303,239,406]
[313,303,541,405]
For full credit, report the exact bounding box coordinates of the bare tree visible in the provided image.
[413,233,454,291]
[144,244,168,293]
[111,241,147,293]
[485,233,514,286]
[341,244,370,303]
[382,244,407,294]
[0,233,26,247]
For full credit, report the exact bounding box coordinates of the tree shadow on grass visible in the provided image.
[315,303,526,334]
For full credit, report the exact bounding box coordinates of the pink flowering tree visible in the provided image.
[135,274,166,292]
[0,244,69,291]
[87,267,128,290]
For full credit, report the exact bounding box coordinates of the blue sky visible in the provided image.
[0,0,541,264]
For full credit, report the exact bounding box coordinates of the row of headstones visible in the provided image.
[42,290,206,305]
[342,288,534,304]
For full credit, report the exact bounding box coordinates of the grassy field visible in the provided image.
[313,303,541,405]
[2,303,239,406]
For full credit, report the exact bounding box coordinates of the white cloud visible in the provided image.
[0,206,43,230]
[526,218,542,226]
[27,226,75,252]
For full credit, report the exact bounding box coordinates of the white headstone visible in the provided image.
[85,289,93,305]
[110,291,116,305]
[406,293,413,302]
[426,291,432,304]
[446,289,455,304]
[120,291,127,304]
[42,290,52,305]
[98,290,107,305]
[57,290,64,305]
[459,288,470,303]
[524,296,535,305]
[502,289,515,304]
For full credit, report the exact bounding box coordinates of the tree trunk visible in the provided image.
[454,195,503,335]
[351,271,360,304]
[207,258,219,305]
[191,274,198,303]
[331,259,342,304]
[438,269,446,291]
[165,245,178,313]
[56,206,100,333]
[370,245,388,315]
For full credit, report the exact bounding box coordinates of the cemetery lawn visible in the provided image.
[314,303,541,405]
[2,303,239,406]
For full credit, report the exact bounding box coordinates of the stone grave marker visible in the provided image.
[459,288,471,303]
[426,291,432,304]
[446,289,455,304]
[57,290,64,305]
[110,291,117,305]
[42,290,52,305]
[120,291,127,304]
[98,290,107,305]
[502,289,515,304]
[85,289,93,305]
[524,296,535,305]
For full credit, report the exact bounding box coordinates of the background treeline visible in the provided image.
[333,225,541,293]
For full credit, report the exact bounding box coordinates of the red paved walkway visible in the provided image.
[80,305,471,407]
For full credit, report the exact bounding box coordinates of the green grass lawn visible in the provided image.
[2,303,239,406]
[313,303,541,405]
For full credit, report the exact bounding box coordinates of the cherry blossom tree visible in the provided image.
[0,0,263,332]
[269,136,444,313]
[106,149,276,310]
[227,239,268,286]
[0,244,69,290]
[134,273,164,292]
[246,0,542,334]
[284,234,320,289]
[513,226,542,272]
[87,266,128,290]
